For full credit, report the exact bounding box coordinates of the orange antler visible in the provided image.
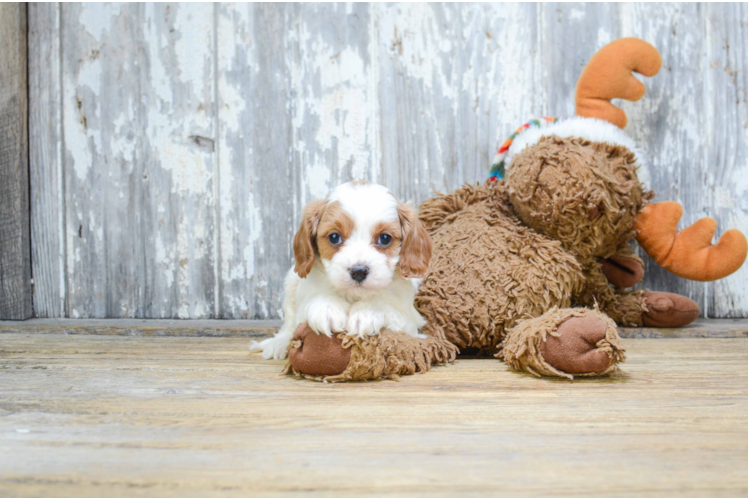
[635,202,748,282]
[575,38,662,128]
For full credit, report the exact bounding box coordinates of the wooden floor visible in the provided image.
[1,328,748,497]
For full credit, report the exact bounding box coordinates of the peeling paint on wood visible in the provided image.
[59,3,217,319]
[29,3,748,319]
[622,3,709,315]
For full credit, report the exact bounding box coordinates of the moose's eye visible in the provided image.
[328,233,342,246]
[377,233,393,247]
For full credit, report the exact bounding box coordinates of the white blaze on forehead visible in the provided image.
[328,182,399,232]
[322,182,401,293]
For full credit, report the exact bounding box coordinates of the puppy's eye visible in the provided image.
[328,233,342,246]
[377,233,392,247]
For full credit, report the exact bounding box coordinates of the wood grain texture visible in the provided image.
[0,3,32,320]
[703,3,748,318]
[217,3,294,319]
[28,3,748,318]
[29,3,64,318]
[621,3,710,314]
[60,4,216,318]
[0,319,279,338]
[1,333,748,496]
[379,3,543,203]
[540,3,621,118]
[2,318,747,339]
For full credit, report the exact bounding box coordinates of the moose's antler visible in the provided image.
[575,38,662,128]
[635,202,748,282]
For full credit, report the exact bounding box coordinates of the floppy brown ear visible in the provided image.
[397,202,433,279]
[293,200,326,278]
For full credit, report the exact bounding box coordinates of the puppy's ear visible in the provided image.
[397,202,433,279]
[293,200,326,278]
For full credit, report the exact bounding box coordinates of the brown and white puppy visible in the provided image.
[250,181,432,360]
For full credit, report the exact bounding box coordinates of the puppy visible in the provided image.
[250,181,433,360]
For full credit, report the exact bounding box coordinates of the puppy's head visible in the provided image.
[293,182,432,291]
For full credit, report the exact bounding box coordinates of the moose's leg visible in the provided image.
[284,322,457,382]
[641,291,700,327]
[577,255,700,328]
[499,307,625,379]
[599,289,699,328]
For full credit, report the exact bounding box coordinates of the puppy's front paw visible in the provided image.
[377,312,419,338]
[307,301,348,337]
[250,334,292,360]
[346,306,386,337]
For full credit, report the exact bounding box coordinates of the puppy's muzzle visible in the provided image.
[350,265,369,284]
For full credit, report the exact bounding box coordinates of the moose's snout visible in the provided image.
[350,265,369,284]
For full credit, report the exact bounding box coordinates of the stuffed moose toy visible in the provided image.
[278,38,748,381]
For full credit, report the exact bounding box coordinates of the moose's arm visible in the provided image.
[573,256,646,327]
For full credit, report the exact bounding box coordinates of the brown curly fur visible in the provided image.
[506,136,651,258]
[284,329,458,382]
[413,136,649,373]
[416,181,586,352]
[287,136,649,381]
[499,306,625,379]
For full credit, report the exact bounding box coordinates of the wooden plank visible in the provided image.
[540,3,622,117]
[216,4,379,319]
[1,318,747,339]
[60,3,216,318]
[27,3,748,318]
[28,3,65,318]
[703,3,748,318]
[290,4,379,191]
[0,318,280,338]
[620,318,748,338]
[1,334,747,496]
[620,3,709,312]
[0,3,32,320]
[215,3,294,319]
[378,3,541,204]
[217,4,381,319]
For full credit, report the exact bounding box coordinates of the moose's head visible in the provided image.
[502,38,746,281]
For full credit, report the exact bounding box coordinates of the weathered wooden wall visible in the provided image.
[28,3,748,319]
[0,3,32,320]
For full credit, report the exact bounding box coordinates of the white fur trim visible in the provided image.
[505,117,651,187]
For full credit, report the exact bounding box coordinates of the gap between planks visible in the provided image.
[0,318,747,339]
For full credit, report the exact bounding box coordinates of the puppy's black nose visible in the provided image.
[350,265,369,284]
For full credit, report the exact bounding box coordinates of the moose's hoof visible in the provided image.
[641,291,699,327]
[287,323,351,376]
[540,316,613,375]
